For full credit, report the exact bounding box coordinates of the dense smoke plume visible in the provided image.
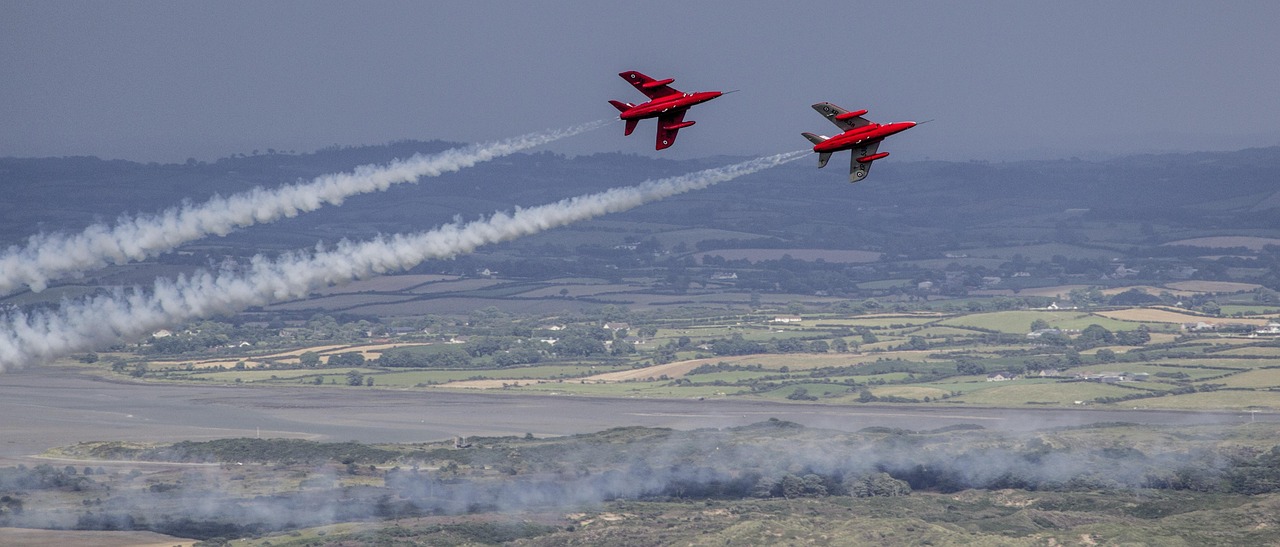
[0,151,807,371]
[0,120,608,296]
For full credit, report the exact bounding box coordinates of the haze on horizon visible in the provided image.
[2,1,1278,164]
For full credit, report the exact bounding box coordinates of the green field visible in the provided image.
[1210,346,1280,357]
[759,382,853,399]
[1166,358,1280,370]
[815,316,941,328]
[1214,368,1280,389]
[947,381,1136,405]
[180,368,383,383]
[1062,363,1242,381]
[942,310,1171,333]
[1128,390,1280,411]
[1220,304,1280,316]
[909,326,986,337]
[683,370,779,383]
[863,385,952,400]
[372,364,630,386]
[510,380,739,398]
[855,279,912,290]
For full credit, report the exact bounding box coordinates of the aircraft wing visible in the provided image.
[848,141,881,183]
[812,102,871,131]
[655,110,686,150]
[620,71,682,100]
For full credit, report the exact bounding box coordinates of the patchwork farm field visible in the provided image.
[1164,280,1266,293]
[936,310,1162,333]
[694,248,882,263]
[960,242,1125,260]
[1097,307,1271,325]
[108,299,1280,413]
[1164,236,1280,250]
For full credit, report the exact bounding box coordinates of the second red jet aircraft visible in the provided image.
[609,71,729,150]
[803,102,916,183]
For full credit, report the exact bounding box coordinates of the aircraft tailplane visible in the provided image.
[608,100,633,113]
[801,132,828,145]
[817,152,832,169]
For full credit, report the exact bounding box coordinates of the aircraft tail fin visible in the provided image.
[608,100,633,113]
[801,132,828,145]
[817,152,832,169]
[623,118,639,136]
[803,133,831,168]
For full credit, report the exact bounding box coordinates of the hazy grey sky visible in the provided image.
[3,1,1278,162]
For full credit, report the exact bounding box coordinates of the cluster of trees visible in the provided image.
[785,388,818,401]
[136,312,664,374]
[145,330,236,355]
[133,438,401,465]
[463,337,546,366]
[327,352,366,367]
[492,347,546,366]
[707,333,848,357]
[372,332,634,368]
[139,316,384,358]
[1075,324,1152,348]
[1030,320,1151,349]
[686,362,765,375]
[346,370,374,387]
[751,473,832,498]
[843,472,914,498]
[0,494,21,520]
[1090,383,1219,405]
[0,464,97,492]
[856,388,921,404]
[297,350,371,368]
[1222,445,1280,495]
[956,360,987,375]
[378,346,473,368]
[731,263,869,297]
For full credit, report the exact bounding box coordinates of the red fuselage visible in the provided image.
[618,91,725,120]
[812,121,917,153]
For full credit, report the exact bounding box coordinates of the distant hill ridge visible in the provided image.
[1,144,1277,249]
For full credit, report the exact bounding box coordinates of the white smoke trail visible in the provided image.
[0,120,609,296]
[0,151,807,371]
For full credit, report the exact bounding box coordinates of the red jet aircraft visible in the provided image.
[609,71,729,150]
[802,102,916,183]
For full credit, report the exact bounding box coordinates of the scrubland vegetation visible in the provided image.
[7,420,1280,545]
